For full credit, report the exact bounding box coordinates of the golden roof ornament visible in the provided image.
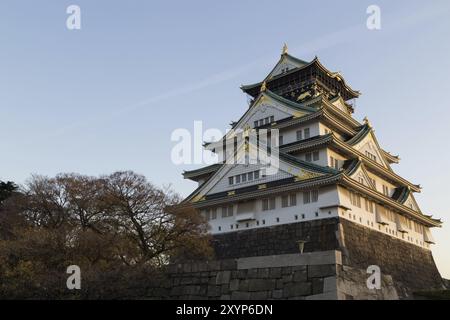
[282,43,288,55]
[260,81,267,92]
[363,116,371,127]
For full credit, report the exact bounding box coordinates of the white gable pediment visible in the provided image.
[330,96,350,114]
[353,132,390,169]
[267,55,308,80]
[403,193,421,213]
[189,143,324,202]
[235,93,311,131]
[348,164,376,190]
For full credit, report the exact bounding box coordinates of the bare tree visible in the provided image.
[0,171,212,299]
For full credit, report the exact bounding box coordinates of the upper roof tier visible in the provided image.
[241,45,360,104]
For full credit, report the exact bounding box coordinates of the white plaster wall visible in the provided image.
[207,163,293,194]
[249,105,291,128]
[365,171,397,195]
[279,122,320,145]
[294,148,328,167]
[326,149,346,169]
[203,185,340,234]
[336,185,432,250]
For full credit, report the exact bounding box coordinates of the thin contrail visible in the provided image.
[38,4,448,141]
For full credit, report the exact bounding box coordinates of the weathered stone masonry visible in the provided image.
[159,218,443,299]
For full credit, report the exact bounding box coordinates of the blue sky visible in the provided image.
[1,1,450,277]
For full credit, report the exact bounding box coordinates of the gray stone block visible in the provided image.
[250,291,268,300]
[216,270,231,284]
[281,267,292,275]
[221,259,237,270]
[237,251,341,269]
[207,285,221,297]
[272,289,283,299]
[247,268,259,279]
[269,267,282,278]
[237,270,247,279]
[239,279,249,291]
[248,279,276,292]
[283,282,312,298]
[308,264,337,278]
[257,268,270,278]
[183,264,192,273]
[281,274,293,283]
[229,279,240,291]
[221,284,230,295]
[293,270,307,282]
[312,278,324,294]
[231,291,251,299]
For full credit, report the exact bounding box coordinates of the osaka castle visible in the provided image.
[178,45,444,298]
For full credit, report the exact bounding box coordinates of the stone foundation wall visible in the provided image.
[206,217,444,299]
[165,251,341,300]
[339,219,444,297]
[162,250,400,300]
[149,218,443,299]
[212,218,340,259]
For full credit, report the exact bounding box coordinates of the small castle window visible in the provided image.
[304,128,310,139]
[313,151,320,161]
[290,194,297,206]
[296,130,302,141]
[305,153,312,162]
[281,195,289,208]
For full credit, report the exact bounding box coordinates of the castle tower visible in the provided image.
[178,46,444,299]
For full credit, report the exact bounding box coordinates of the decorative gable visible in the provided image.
[347,162,376,190]
[266,54,308,80]
[330,96,351,114]
[403,193,421,213]
[187,142,326,203]
[351,131,390,169]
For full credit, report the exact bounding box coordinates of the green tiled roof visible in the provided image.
[346,123,370,145]
[183,163,222,179]
[280,152,339,175]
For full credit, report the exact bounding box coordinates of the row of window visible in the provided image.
[262,190,319,211]
[365,150,377,162]
[350,191,377,215]
[296,128,310,141]
[254,116,275,128]
[348,190,422,235]
[228,170,260,185]
[204,205,234,221]
[356,174,391,197]
[343,210,426,246]
[329,156,339,170]
[204,191,320,219]
[217,210,330,232]
[305,151,320,162]
[278,127,311,146]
